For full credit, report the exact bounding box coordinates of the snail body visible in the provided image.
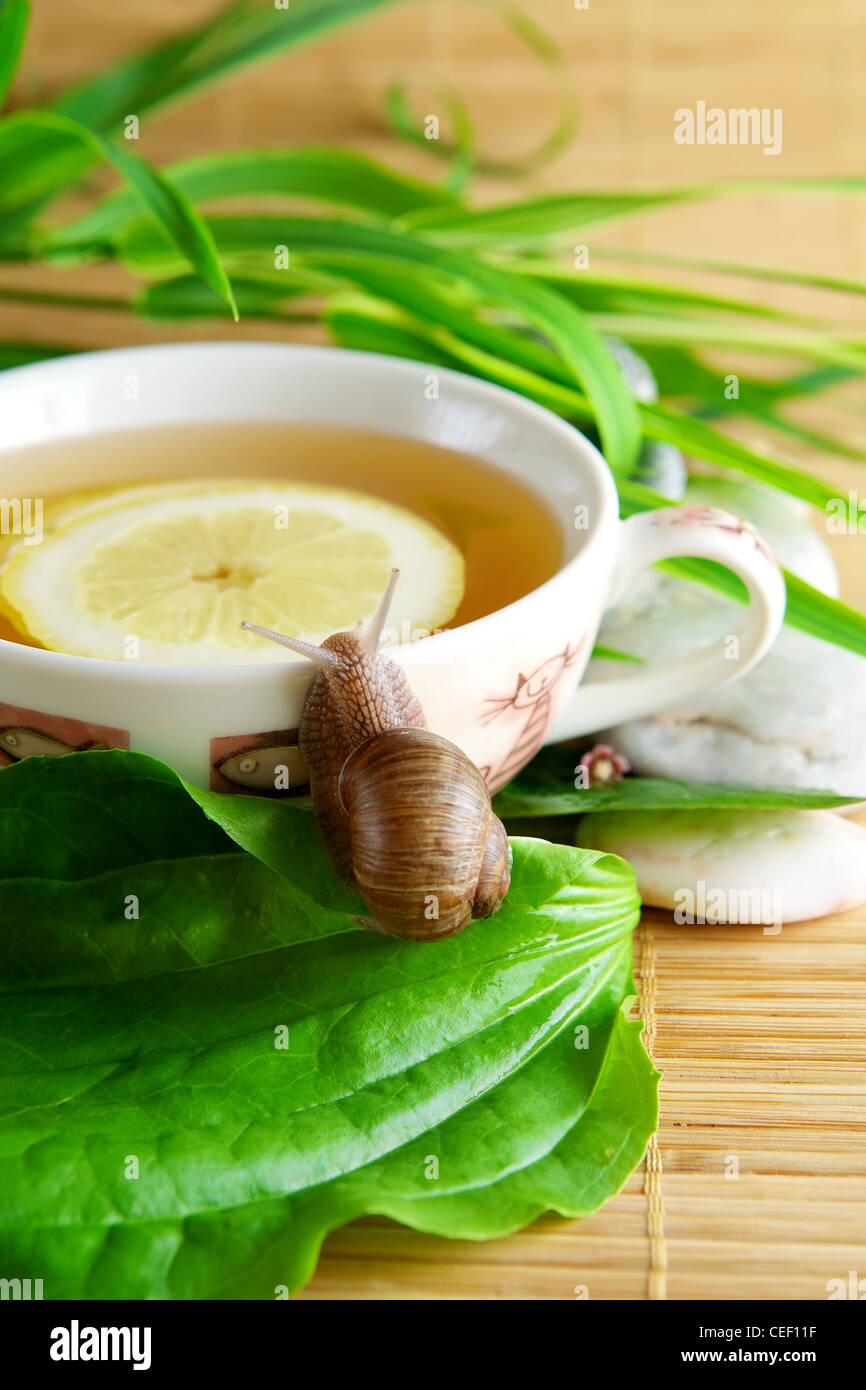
[242,569,511,940]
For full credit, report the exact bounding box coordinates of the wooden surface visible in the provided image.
[3,0,866,1301]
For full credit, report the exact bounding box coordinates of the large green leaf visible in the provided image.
[0,750,656,1299]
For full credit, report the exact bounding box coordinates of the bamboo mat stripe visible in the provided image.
[638,924,667,1300]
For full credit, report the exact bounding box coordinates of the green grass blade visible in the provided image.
[327,294,462,366]
[92,130,238,320]
[500,257,802,322]
[617,478,866,659]
[639,402,841,507]
[588,311,866,371]
[0,113,95,216]
[51,0,406,130]
[0,0,28,111]
[594,245,866,298]
[2,113,237,318]
[42,147,457,260]
[399,190,682,242]
[120,213,641,470]
[400,176,866,246]
[134,270,334,320]
[0,284,130,311]
[630,348,865,460]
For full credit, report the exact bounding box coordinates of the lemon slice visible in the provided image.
[0,479,465,664]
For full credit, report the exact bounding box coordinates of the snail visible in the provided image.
[241,568,511,941]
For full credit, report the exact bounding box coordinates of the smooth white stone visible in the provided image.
[579,808,866,923]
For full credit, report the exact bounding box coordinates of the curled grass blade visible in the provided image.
[385,0,578,179]
[385,84,477,193]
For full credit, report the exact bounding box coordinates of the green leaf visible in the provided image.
[42,147,456,260]
[0,749,656,1298]
[494,749,863,819]
[0,0,28,111]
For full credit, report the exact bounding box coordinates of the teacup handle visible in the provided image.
[548,504,787,741]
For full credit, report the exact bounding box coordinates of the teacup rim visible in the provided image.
[0,341,620,684]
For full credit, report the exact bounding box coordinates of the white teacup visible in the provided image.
[0,343,785,793]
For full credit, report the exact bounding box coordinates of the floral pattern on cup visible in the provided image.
[650,504,777,565]
[479,637,587,791]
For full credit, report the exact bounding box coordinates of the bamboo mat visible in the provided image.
[298,894,866,1300]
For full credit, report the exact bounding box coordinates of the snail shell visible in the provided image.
[241,568,512,940]
[339,727,512,941]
